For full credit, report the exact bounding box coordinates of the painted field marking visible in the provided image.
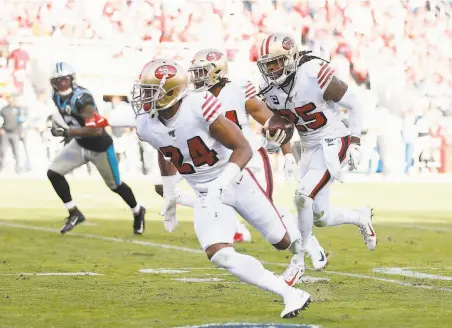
[1,221,451,293]
[0,272,103,276]
[139,269,190,274]
[139,268,330,283]
[387,224,452,233]
[373,267,452,281]
[173,278,224,283]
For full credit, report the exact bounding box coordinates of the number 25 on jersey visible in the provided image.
[160,136,219,174]
[280,102,327,133]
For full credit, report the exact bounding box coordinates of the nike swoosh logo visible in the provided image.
[70,217,79,226]
[285,274,299,286]
[319,252,325,262]
[369,224,375,237]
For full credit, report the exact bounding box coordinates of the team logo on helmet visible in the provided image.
[206,52,222,61]
[155,65,177,79]
[282,37,294,50]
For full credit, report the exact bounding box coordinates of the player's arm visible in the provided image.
[323,77,363,145]
[158,151,178,177]
[210,115,252,170]
[67,94,108,137]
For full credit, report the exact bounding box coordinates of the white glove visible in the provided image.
[283,153,300,181]
[262,137,281,154]
[263,117,286,146]
[161,175,180,232]
[160,194,178,232]
[347,143,361,171]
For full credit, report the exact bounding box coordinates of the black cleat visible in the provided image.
[60,209,85,234]
[133,206,146,235]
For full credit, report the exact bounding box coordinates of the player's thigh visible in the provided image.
[232,169,286,245]
[246,147,274,199]
[89,144,121,189]
[298,147,331,199]
[193,198,237,251]
[49,139,86,175]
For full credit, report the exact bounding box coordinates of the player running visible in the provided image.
[47,62,145,234]
[132,58,311,318]
[257,33,377,285]
[188,48,327,272]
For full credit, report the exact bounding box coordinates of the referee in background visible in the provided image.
[0,94,25,173]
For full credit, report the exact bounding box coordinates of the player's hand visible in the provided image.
[263,118,286,146]
[263,138,280,154]
[50,123,68,137]
[284,153,300,181]
[348,141,361,171]
[160,195,178,233]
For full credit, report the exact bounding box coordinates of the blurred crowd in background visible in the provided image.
[0,0,451,178]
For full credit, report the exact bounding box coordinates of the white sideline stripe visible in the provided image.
[0,272,102,276]
[394,224,452,232]
[0,222,204,254]
[2,221,452,293]
[325,270,452,293]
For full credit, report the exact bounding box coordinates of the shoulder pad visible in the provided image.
[305,59,326,78]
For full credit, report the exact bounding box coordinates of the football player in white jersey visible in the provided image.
[132,58,311,318]
[257,33,377,285]
[188,48,328,273]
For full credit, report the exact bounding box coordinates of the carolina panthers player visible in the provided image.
[47,62,146,234]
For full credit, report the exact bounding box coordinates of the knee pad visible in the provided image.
[210,247,236,269]
[294,190,313,212]
[313,211,327,227]
[47,169,63,181]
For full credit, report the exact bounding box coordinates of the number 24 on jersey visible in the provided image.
[160,136,219,174]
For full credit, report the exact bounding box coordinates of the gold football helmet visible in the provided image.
[188,49,228,91]
[132,58,188,116]
[257,33,299,86]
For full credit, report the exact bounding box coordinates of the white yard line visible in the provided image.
[1,221,452,293]
[0,272,102,276]
[389,224,452,233]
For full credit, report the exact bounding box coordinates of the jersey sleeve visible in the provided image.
[306,60,335,93]
[244,80,257,101]
[199,91,224,126]
[74,93,95,112]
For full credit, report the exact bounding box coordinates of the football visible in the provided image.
[262,114,295,146]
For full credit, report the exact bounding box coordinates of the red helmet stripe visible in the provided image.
[264,34,274,56]
[260,36,267,56]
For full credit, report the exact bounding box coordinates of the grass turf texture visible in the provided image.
[1,177,452,328]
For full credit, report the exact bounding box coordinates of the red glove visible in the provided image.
[85,112,109,128]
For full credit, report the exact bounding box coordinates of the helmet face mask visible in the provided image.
[188,64,214,91]
[131,59,188,116]
[257,34,299,86]
[51,76,72,95]
[50,62,76,96]
[189,49,228,92]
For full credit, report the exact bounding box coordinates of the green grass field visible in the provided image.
[1,177,452,328]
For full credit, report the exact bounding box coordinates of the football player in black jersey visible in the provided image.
[48,62,146,234]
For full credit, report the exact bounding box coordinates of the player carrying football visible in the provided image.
[258,33,377,285]
[188,48,327,272]
[47,62,146,234]
[133,58,311,318]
